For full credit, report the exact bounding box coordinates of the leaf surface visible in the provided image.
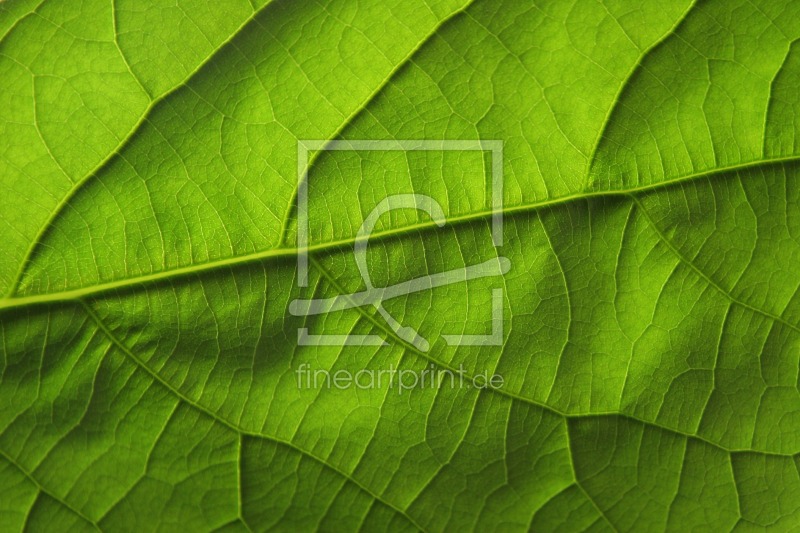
[2,0,800,531]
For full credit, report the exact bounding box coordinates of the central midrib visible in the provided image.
[2,153,797,311]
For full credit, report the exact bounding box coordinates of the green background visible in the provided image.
[1,0,800,530]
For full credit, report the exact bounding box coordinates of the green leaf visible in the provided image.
[2,0,800,531]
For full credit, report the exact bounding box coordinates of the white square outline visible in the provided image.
[296,140,504,348]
